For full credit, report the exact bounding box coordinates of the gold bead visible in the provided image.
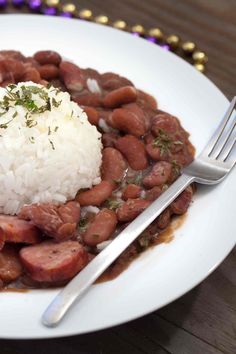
[148,28,163,41]
[61,3,76,15]
[192,51,208,64]
[194,63,205,73]
[94,15,109,25]
[182,41,196,54]
[79,9,93,20]
[166,35,180,49]
[113,20,127,31]
[45,0,59,7]
[131,24,145,36]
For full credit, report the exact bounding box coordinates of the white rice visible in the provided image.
[86,78,101,94]
[0,82,102,215]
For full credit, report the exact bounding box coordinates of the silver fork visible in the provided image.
[42,97,236,327]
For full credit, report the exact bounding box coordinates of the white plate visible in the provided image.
[0,14,235,339]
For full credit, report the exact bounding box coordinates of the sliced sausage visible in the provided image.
[33,50,61,66]
[83,209,117,246]
[171,186,193,215]
[82,106,99,126]
[115,135,148,170]
[59,61,85,92]
[38,64,59,80]
[143,161,172,188]
[76,181,114,206]
[101,147,127,184]
[0,245,23,283]
[103,86,137,108]
[0,215,41,244]
[111,108,146,137]
[122,184,141,200]
[18,201,81,241]
[20,240,88,282]
[117,199,151,222]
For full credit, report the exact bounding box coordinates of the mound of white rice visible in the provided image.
[0,82,102,215]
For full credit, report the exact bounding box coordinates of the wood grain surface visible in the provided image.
[1,1,236,353]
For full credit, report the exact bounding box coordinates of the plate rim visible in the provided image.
[0,14,235,339]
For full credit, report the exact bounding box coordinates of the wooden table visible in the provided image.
[1,1,236,353]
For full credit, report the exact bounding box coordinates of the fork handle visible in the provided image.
[42,173,195,327]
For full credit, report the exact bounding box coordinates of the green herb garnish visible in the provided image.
[127,174,142,185]
[49,139,55,150]
[79,218,88,232]
[107,198,121,211]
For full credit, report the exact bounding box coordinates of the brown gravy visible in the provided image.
[97,213,186,283]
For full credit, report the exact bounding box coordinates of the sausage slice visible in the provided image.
[0,215,41,244]
[20,240,88,282]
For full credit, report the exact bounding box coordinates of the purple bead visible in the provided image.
[160,44,170,51]
[43,6,57,16]
[60,12,73,18]
[12,0,25,7]
[146,36,156,43]
[28,0,41,11]
[0,0,7,9]
[132,32,140,37]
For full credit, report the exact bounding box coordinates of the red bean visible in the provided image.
[0,59,24,82]
[156,208,171,229]
[59,61,85,92]
[34,50,61,66]
[0,50,25,61]
[24,57,39,68]
[115,135,148,170]
[101,147,127,185]
[39,79,49,87]
[100,72,133,91]
[83,209,117,246]
[82,68,101,83]
[145,134,171,161]
[76,181,114,206]
[171,186,193,214]
[38,64,59,80]
[117,199,151,222]
[0,228,5,251]
[111,108,146,137]
[49,79,66,91]
[102,132,119,147]
[73,92,102,107]
[151,113,181,136]
[22,67,41,83]
[124,102,150,131]
[103,86,137,108]
[82,106,99,126]
[143,161,172,188]
[145,186,163,201]
[122,184,141,200]
[137,90,158,110]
